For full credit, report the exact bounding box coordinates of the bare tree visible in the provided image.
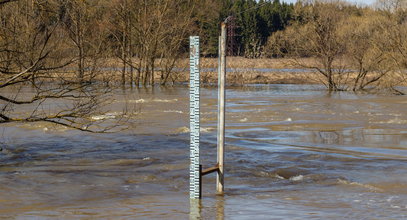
[266,1,405,92]
[340,13,396,91]
[270,2,348,91]
[109,0,132,86]
[59,0,111,84]
[0,0,124,132]
[110,0,197,87]
[0,0,18,5]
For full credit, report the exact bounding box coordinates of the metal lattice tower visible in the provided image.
[226,16,237,56]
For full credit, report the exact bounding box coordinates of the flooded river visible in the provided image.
[1,84,407,219]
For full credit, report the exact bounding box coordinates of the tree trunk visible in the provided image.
[150,58,154,86]
[76,11,84,83]
[121,0,128,86]
[143,63,149,87]
[121,32,126,85]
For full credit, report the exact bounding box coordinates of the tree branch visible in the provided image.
[0,61,39,89]
[0,0,18,5]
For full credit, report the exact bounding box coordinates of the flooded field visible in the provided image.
[1,84,407,219]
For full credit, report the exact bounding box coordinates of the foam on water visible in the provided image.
[275,174,285,180]
[338,179,383,192]
[91,112,119,121]
[290,175,304,181]
[128,99,145,103]
[377,118,407,124]
[153,98,178,103]
[174,126,215,134]
[240,118,248,122]
[163,110,184,114]
[127,98,178,104]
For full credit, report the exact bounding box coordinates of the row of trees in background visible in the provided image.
[0,0,202,88]
[0,0,295,87]
[1,0,407,90]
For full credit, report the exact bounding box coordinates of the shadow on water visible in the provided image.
[190,196,225,220]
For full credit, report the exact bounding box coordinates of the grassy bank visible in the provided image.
[60,57,406,88]
[161,57,320,85]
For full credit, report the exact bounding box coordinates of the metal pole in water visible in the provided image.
[217,36,221,147]
[217,22,226,194]
[189,36,201,199]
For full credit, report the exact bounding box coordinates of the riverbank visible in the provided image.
[105,57,321,85]
[60,57,406,87]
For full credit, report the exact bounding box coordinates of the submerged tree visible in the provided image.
[266,1,348,91]
[59,0,111,84]
[265,0,406,92]
[111,0,197,87]
[340,13,398,92]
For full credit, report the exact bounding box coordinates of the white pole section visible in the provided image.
[217,23,226,194]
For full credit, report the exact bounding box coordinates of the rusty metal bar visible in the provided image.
[201,164,220,176]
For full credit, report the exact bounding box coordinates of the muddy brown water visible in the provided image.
[1,84,407,219]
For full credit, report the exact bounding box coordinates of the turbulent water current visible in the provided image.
[1,84,406,219]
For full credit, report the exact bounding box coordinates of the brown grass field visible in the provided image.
[166,57,321,85]
[60,57,405,87]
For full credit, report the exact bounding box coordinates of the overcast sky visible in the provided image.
[282,0,376,5]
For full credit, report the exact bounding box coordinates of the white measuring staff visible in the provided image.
[189,36,201,199]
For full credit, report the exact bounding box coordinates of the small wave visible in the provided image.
[388,118,407,124]
[174,126,214,134]
[378,118,407,124]
[201,127,215,133]
[240,118,248,122]
[20,122,69,132]
[128,98,178,104]
[290,175,304,181]
[91,112,119,121]
[338,179,383,192]
[202,112,216,115]
[163,110,184,114]
[273,174,304,181]
[128,99,146,103]
[387,196,399,202]
[275,174,285,180]
[175,126,189,133]
[103,159,143,166]
[153,99,178,103]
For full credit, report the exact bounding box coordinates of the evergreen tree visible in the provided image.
[199,0,294,57]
